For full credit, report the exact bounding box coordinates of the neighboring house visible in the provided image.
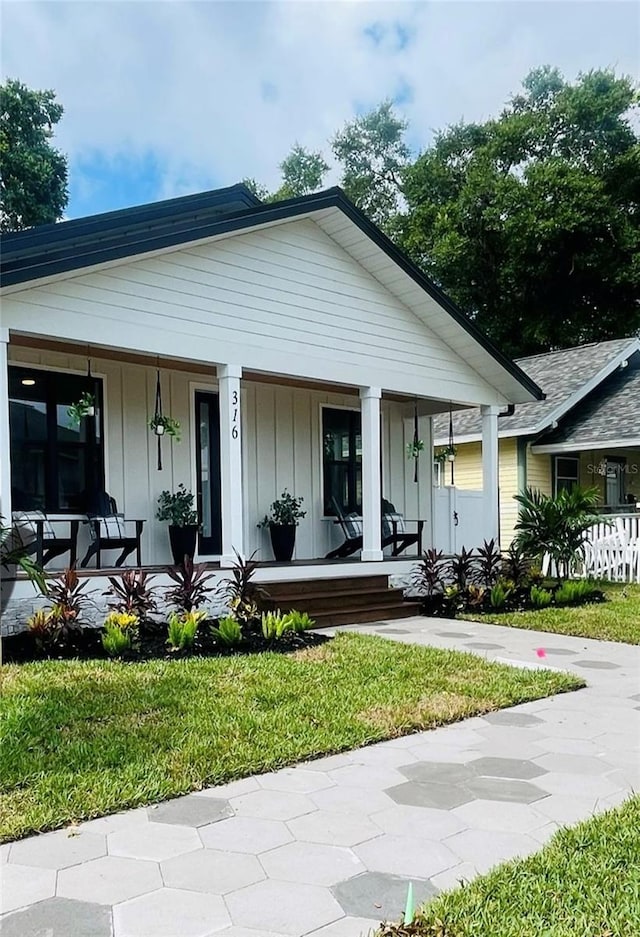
[0,184,540,628]
[434,337,640,545]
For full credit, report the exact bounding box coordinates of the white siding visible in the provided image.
[2,219,503,406]
[9,347,432,566]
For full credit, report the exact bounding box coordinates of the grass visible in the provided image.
[0,633,581,842]
[462,582,640,644]
[377,795,640,937]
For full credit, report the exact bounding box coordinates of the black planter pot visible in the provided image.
[269,524,296,562]
[168,525,198,566]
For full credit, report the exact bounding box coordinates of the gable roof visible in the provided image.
[434,337,640,444]
[0,184,542,406]
[532,348,640,451]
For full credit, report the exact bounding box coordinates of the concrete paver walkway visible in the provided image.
[1,616,638,937]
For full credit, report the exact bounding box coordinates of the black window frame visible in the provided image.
[9,365,105,514]
[322,406,362,516]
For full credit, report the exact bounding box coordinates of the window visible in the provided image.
[9,367,104,513]
[322,407,361,515]
[433,460,443,488]
[554,456,579,495]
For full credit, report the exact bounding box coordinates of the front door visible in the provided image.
[195,392,222,555]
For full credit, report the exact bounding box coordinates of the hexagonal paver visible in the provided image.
[0,897,112,937]
[541,648,577,656]
[451,799,549,834]
[113,886,230,936]
[9,829,106,870]
[465,642,504,650]
[231,789,315,821]
[573,660,620,669]
[79,807,150,836]
[311,785,394,815]
[482,711,543,727]
[399,761,476,785]
[225,879,343,935]
[287,809,381,846]
[534,771,622,799]
[261,841,364,886]
[0,863,56,914]
[257,768,334,794]
[161,849,264,894]
[327,764,406,790]
[444,829,539,872]
[533,753,612,775]
[108,822,200,862]
[386,781,473,810]
[354,834,458,879]
[470,756,545,780]
[199,816,292,854]
[332,870,437,921]
[57,855,162,905]
[149,794,233,827]
[310,917,390,936]
[435,631,474,638]
[464,776,548,804]
[370,805,466,840]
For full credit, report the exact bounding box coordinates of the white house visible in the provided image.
[0,184,541,627]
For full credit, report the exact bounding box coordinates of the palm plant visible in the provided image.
[0,515,46,593]
[514,486,601,582]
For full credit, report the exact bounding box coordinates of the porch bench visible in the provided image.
[81,494,145,569]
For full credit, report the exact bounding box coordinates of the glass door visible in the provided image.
[195,392,222,555]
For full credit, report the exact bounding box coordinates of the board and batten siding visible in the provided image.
[1,218,506,407]
[8,346,433,566]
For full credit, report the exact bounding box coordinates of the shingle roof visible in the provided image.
[533,349,640,448]
[434,337,639,443]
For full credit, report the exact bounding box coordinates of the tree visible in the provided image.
[400,68,640,356]
[332,100,410,229]
[0,78,69,231]
[244,144,328,204]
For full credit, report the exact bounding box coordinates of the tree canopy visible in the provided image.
[0,78,69,232]
[256,69,639,356]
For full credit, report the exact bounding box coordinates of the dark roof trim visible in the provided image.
[0,186,542,401]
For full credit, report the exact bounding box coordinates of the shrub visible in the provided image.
[449,547,476,591]
[166,610,205,651]
[261,609,294,641]
[466,585,486,609]
[156,484,198,526]
[210,615,243,647]
[43,567,91,644]
[106,569,157,620]
[490,579,513,610]
[514,486,601,580]
[476,538,502,589]
[286,610,315,632]
[501,543,532,590]
[530,584,553,608]
[219,550,268,627]
[26,608,57,650]
[102,611,139,658]
[411,548,446,596]
[554,579,601,606]
[165,557,215,613]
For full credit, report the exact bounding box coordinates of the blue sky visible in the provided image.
[2,1,638,220]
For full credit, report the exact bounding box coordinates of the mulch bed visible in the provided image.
[2,620,330,664]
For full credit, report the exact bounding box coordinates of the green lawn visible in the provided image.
[378,795,640,937]
[0,633,580,842]
[462,582,640,644]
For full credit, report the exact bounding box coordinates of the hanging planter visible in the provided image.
[148,414,181,440]
[407,399,423,483]
[435,445,457,464]
[67,391,96,427]
[406,439,425,462]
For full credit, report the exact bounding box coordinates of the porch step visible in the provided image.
[263,574,420,627]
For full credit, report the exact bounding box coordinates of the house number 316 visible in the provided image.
[231,390,239,439]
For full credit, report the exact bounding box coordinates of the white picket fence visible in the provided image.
[544,514,640,583]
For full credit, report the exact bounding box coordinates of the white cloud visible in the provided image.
[2,0,638,214]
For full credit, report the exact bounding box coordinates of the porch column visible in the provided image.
[481,404,500,544]
[360,386,383,562]
[0,329,11,525]
[219,364,244,567]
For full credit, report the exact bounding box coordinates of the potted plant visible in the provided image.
[257,489,306,562]
[157,484,199,564]
[67,391,96,427]
[435,445,457,464]
[149,414,181,440]
[406,438,425,461]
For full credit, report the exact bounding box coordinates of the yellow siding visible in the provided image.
[448,439,519,546]
[527,450,552,495]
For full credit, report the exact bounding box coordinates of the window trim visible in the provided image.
[320,403,363,518]
[9,362,109,513]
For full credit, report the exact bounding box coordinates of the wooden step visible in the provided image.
[264,575,390,597]
[310,601,421,628]
[264,588,402,614]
